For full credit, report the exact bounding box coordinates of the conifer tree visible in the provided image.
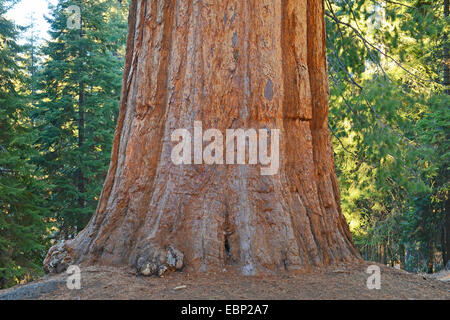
[325,0,449,271]
[35,0,128,238]
[0,0,49,289]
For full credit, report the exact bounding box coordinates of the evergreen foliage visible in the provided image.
[0,0,49,288]
[34,0,128,238]
[325,0,449,272]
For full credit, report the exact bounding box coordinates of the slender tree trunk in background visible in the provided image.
[380,244,386,265]
[427,243,434,274]
[77,25,86,220]
[77,84,85,208]
[399,244,405,269]
[443,0,450,269]
[443,198,450,268]
[44,0,360,275]
[444,0,449,95]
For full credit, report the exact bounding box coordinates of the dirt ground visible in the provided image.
[0,261,448,300]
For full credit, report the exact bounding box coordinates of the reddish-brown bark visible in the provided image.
[44,0,360,276]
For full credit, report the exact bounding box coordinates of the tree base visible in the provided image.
[43,0,361,276]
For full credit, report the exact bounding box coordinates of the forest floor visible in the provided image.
[0,261,449,300]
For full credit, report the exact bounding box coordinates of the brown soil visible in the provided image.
[1,262,449,300]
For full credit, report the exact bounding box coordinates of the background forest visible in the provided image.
[0,0,448,289]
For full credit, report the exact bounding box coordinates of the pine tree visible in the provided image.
[35,0,128,239]
[0,0,49,289]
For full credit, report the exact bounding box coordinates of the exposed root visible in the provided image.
[136,245,184,277]
[43,241,73,274]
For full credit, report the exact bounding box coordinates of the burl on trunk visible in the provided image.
[44,0,360,276]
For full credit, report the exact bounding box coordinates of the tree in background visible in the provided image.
[325,0,449,272]
[34,0,128,239]
[0,0,49,289]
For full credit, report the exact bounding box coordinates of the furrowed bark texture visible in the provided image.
[44,0,360,276]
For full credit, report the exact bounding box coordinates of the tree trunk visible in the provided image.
[442,198,450,268]
[77,24,86,226]
[399,244,405,270]
[444,0,449,95]
[427,243,434,274]
[443,0,450,271]
[44,0,360,276]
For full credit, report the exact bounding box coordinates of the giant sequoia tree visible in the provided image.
[44,0,360,276]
